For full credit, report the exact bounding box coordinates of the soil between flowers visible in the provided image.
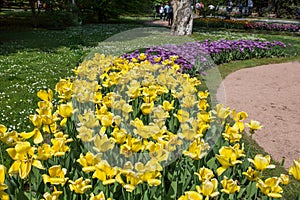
[216,61,300,169]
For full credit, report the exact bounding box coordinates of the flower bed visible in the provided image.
[0,42,299,200]
[194,18,300,33]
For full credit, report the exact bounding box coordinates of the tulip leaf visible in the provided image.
[245,181,257,199]
[206,157,217,170]
[166,181,177,200]
[237,187,246,199]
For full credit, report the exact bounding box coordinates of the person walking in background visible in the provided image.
[208,4,215,16]
[159,4,164,20]
[247,0,253,15]
[167,4,174,26]
[164,3,170,20]
[195,1,200,16]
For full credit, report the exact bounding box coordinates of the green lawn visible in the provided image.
[0,14,300,199]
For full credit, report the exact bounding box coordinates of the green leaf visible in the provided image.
[246,181,257,199]
[206,157,217,170]
[237,187,246,199]
[166,181,177,200]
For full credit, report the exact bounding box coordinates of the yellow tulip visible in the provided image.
[183,139,210,160]
[51,133,73,157]
[221,176,240,194]
[90,191,112,200]
[214,104,231,120]
[58,102,74,127]
[194,167,214,182]
[196,178,219,199]
[92,160,119,185]
[76,126,94,142]
[77,151,100,173]
[93,134,115,153]
[29,114,43,128]
[231,110,248,132]
[178,191,203,200]
[215,145,245,176]
[174,109,190,123]
[0,165,9,200]
[69,177,92,194]
[242,167,259,181]
[42,186,62,200]
[246,120,263,134]
[256,177,283,198]
[37,89,53,102]
[141,101,154,115]
[36,143,53,161]
[55,78,73,102]
[289,158,300,181]
[222,124,242,144]
[279,174,290,185]
[7,141,45,179]
[248,154,275,171]
[42,165,68,186]
[111,128,127,144]
[20,128,43,144]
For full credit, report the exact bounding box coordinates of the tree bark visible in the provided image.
[171,0,193,36]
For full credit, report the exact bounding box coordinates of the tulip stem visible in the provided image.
[0,146,3,164]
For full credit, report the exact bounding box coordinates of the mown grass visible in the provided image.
[0,12,300,199]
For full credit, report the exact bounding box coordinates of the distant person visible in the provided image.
[208,4,215,16]
[37,0,42,13]
[164,3,170,20]
[195,2,201,15]
[239,3,243,14]
[199,2,205,16]
[227,0,233,13]
[168,4,174,26]
[248,0,253,14]
[159,4,164,20]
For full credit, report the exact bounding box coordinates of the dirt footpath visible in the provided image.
[217,61,300,168]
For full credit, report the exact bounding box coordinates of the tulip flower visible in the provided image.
[221,176,240,194]
[183,139,210,160]
[141,101,154,115]
[77,151,100,173]
[216,145,245,175]
[178,191,203,200]
[194,167,214,182]
[0,165,9,200]
[42,165,68,186]
[214,104,231,120]
[222,124,242,144]
[242,167,259,181]
[42,186,62,200]
[55,78,73,102]
[256,177,283,198]
[90,191,112,200]
[7,141,45,179]
[289,158,300,181]
[20,128,43,144]
[69,177,92,194]
[58,102,74,126]
[92,160,119,185]
[248,154,275,171]
[246,120,263,134]
[279,174,290,185]
[196,178,219,199]
[231,110,248,132]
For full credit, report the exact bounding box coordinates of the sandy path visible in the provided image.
[217,61,300,168]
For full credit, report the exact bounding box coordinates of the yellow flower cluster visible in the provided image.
[0,52,300,200]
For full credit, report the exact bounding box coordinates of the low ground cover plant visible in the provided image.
[0,48,300,199]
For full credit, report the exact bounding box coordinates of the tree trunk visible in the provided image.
[171,0,193,36]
